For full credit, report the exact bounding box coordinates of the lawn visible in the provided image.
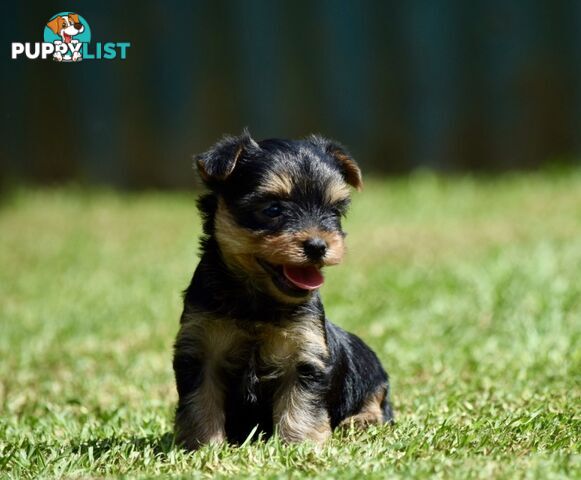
[0,172,579,479]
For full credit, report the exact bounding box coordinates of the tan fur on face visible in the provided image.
[259,232,308,265]
[214,197,346,303]
[339,384,387,428]
[257,162,351,203]
[213,199,265,275]
[214,199,345,269]
[292,228,345,266]
[262,229,345,266]
[258,170,294,197]
[325,178,351,204]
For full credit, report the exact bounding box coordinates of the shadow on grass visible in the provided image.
[72,431,177,457]
[2,433,180,475]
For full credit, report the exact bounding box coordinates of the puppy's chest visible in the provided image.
[210,321,302,375]
[182,314,327,377]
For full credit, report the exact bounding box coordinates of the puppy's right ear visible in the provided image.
[46,16,62,34]
[195,130,259,183]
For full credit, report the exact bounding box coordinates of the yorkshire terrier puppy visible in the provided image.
[173,131,393,449]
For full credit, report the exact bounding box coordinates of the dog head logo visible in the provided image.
[44,12,91,62]
[11,12,129,61]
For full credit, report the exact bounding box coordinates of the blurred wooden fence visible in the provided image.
[1,0,580,188]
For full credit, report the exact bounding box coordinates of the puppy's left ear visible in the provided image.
[195,129,260,183]
[309,135,363,190]
[46,16,62,34]
[68,13,80,24]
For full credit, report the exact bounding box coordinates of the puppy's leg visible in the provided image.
[338,383,391,428]
[174,356,226,449]
[273,366,332,445]
[173,318,233,450]
[261,320,332,444]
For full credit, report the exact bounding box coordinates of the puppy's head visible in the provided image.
[46,14,84,39]
[197,130,362,303]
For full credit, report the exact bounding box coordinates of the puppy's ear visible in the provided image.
[196,129,259,183]
[68,13,80,24]
[46,16,62,34]
[308,135,363,190]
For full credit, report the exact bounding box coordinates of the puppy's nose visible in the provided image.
[74,23,83,29]
[303,237,327,261]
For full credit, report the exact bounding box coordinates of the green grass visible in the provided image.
[1,172,580,479]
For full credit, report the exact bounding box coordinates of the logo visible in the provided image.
[11,12,130,62]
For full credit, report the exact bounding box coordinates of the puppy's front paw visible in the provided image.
[175,428,226,451]
[276,409,332,446]
[174,395,227,451]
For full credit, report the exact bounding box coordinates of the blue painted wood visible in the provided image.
[1,0,580,186]
[400,0,463,169]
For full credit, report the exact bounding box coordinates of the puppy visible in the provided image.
[46,13,84,62]
[173,131,393,449]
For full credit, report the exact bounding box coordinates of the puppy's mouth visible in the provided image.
[256,259,324,297]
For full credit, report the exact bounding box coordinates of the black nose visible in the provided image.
[74,23,83,29]
[303,237,327,260]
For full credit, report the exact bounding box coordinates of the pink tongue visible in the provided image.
[283,265,324,290]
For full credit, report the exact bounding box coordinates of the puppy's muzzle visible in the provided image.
[303,237,327,261]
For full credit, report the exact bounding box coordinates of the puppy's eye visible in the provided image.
[262,203,283,218]
[330,199,349,218]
